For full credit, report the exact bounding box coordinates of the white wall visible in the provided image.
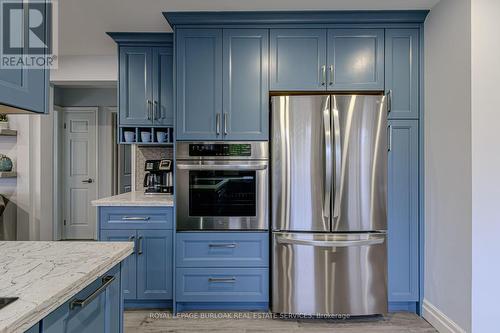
[471,0,500,331]
[424,0,472,332]
[50,55,117,84]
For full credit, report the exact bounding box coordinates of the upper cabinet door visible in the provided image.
[327,29,384,90]
[386,29,419,119]
[176,29,223,140]
[270,29,327,91]
[153,47,174,126]
[0,0,48,113]
[223,29,269,140]
[119,46,153,125]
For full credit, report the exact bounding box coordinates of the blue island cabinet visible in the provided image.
[41,265,122,333]
[388,120,419,312]
[98,206,173,309]
[0,0,49,114]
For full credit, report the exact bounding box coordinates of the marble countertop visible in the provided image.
[91,191,174,207]
[0,241,133,333]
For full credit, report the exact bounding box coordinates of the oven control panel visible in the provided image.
[188,143,251,157]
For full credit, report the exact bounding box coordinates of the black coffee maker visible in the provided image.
[143,159,173,194]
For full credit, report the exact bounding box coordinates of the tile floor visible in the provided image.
[125,311,437,333]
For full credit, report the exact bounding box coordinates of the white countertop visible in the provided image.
[0,241,133,333]
[91,191,174,207]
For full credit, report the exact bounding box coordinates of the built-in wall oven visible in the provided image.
[176,142,269,231]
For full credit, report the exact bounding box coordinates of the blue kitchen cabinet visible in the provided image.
[269,29,327,91]
[388,120,419,306]
[223,29,269,140]
[327,29,384,90]
[386,29,420,119]
[98,206,173,308]
[108,33,174,136]
[0,0,49,114]
[100,229,137,300]
[137,229,173,300]
[41,265,121,333]
[175,232,269,312]
[153,47,174,126]
[25,323,39,333]
[176,29,223,140]
[119,46,153,125]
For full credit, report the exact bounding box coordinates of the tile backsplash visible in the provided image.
[135,146,173,191]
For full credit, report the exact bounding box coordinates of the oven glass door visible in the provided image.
[176,160,268,230]
[189,170,256,216]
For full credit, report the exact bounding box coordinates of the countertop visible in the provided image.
[91,191,174,207]
[0,241,133,333]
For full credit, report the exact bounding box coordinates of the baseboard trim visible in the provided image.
[422,299,466,333]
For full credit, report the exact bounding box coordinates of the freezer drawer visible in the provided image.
[272,232,387,316]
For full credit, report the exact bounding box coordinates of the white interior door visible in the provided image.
[62,109,98,240]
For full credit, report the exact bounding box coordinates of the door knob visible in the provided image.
[82,178,93,184]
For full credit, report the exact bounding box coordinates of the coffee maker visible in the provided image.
[143,159,174,195]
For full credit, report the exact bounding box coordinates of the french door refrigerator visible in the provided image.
[271,94,388,316]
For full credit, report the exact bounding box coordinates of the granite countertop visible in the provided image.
[91,191,174,207]
[0,241,133,333]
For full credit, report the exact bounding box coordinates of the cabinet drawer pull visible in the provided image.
[388,125,393,152]
[154,100,159,119]
[208,277,236,283]
[122,216,150,221]
[70,276,116,310]
[147,100,153,120]
[209,243,237,248]
[320,65,326,86]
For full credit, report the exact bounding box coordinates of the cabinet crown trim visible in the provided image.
[107,32,173,45]
[163,10,429,27]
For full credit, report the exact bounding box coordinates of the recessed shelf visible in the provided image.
[0,171,17,178]
[0,129,17,137]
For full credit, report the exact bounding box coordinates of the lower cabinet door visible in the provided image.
[136,229,173,299]
[176,267,269,303]
[100,229,137,300]
[388,120,419,302]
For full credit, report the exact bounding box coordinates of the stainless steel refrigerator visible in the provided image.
[271,94,388,316]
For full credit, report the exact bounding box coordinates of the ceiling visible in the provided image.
[59,0,439,56]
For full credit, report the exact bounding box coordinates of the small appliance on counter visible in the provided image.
[143,159,174,195]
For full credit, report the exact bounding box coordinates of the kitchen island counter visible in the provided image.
[92,191,174,207]
[0,241,133,333]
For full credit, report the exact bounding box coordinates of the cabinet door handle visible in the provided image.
[387,90,392,113]
[129,236,135,254]
[122,216,150,221]
[209,243,237,248]
[154,101,159,120]
[70,276,116,310]
[329,65,334,86]
[216,113,221,135]
[320,65,326,86]
[208,277,236,283]
[137,236,143,255]
[147,100,153,120]
[223,113,228,136]
[388,125,393,152]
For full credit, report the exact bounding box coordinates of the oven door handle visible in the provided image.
[176,164,267,171]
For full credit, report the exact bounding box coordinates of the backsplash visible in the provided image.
[135,146,173,191]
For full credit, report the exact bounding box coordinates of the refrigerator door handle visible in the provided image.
[322,96,332,219]
[332,99,342,223]
[275,234,385,247]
